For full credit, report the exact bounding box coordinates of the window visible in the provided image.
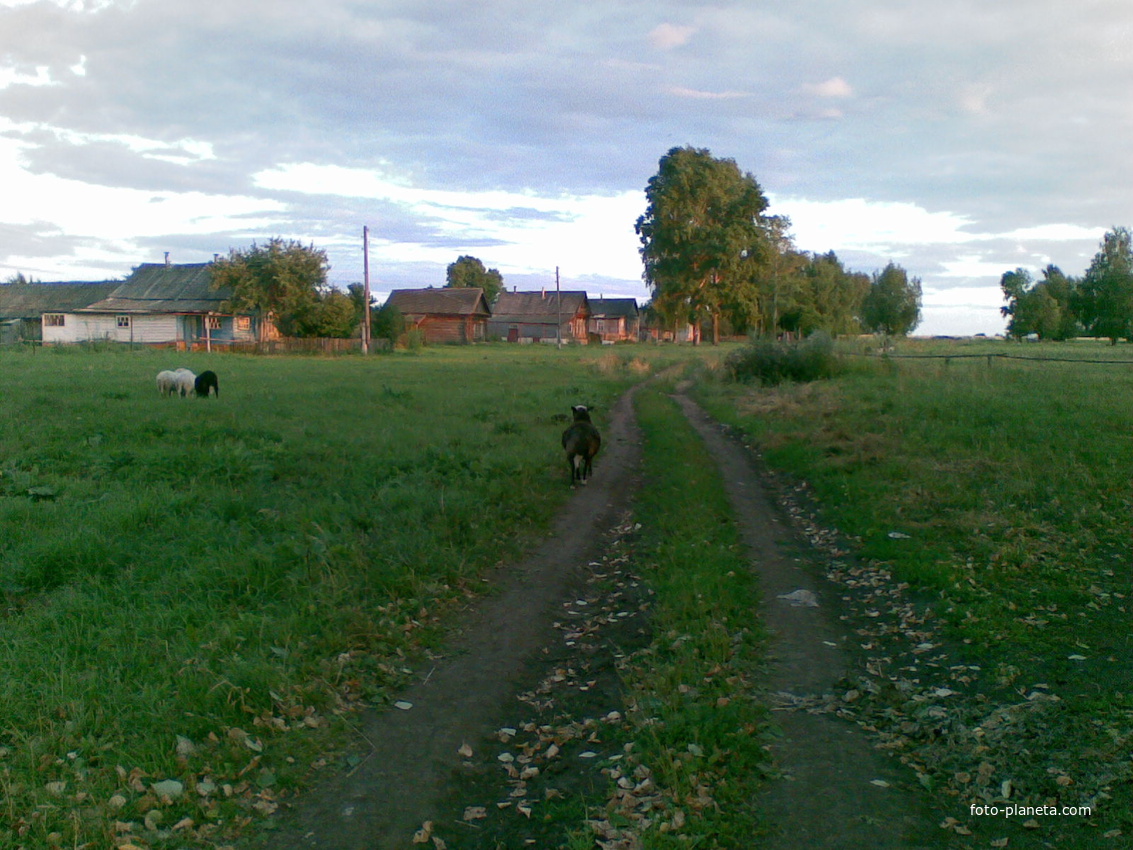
[235,316,251,332]
[44,314,65,327]
[206,316,222,330]
[116,315,131,328]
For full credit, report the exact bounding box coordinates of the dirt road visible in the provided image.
[270,385,940,849]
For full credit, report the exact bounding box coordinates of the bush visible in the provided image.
[725,331,839,385]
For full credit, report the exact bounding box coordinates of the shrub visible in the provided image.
[725,331,839,385]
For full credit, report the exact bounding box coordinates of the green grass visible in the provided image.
[0,343,704,850]
[567,385,771,849]
[695,337,1133,846]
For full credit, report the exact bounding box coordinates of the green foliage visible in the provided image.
[211,238,330,339]
[372,302,406,347]
[1000,265,1081,340]
[860,262,922,336]
[1076,226,1133,343]
[724,331,838,385]
[445,255,504,302]
[0,345,656,848]
[636,146,772,343]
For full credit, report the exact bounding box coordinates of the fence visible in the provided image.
[849,351,1133,367]
[190,337,391,355]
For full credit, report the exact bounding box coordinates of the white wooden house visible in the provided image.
[42,261,265,348]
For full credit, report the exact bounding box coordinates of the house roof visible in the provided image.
[491,291,589,324]
[0,281,121,318]
[589,297,639,319]
[386,287,492,317]
[80,262,233,314]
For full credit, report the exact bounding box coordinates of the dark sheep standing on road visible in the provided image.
[561,404,601,486]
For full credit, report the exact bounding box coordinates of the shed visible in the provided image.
[489,291,590,343]
[0,281,119,343]
[385,288,491,344]
[587,297,640,342]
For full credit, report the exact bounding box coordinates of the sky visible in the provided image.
[1,0,1131,336]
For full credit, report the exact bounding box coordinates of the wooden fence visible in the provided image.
[188,337,391,355]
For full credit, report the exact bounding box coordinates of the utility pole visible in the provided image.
[362,225,372,354]
[556,266,562,349]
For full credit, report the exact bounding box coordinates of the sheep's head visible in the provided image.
[571,405,592,422]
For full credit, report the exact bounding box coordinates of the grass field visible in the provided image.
[696,337,1133,847]
[4,336,1131,849]
[0,343,698,849]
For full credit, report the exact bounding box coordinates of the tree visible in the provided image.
[860,262,922,337]
[1076,227,1133,344]
[1000,265,1079,340]
[4,272,39,285]
[636,146,772,344]
[372,302,405,347]
[300,288,358,338]
[211,238,329,341]
[446,256,504,302]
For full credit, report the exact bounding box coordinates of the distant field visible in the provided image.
[697,337,1133,846]
[0,343,707,849]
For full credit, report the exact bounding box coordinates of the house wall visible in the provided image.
[44,313,181,344]
[409,315,485,344]
[43,313,259,346]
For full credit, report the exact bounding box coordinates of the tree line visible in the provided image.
[204,147,928,345]
[635,146,922,343]
[1000,226,1133,344]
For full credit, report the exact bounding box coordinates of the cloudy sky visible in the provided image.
[1,0,1130,335]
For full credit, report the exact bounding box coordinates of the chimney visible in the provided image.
[164,252,171,267]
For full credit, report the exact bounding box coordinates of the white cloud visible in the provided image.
[803,76,853,98]
[666,85,749,100]
[255,162,645,280]
[772,196,975,253]
[648,23,696,50]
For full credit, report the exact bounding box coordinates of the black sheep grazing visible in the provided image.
[561,405,601,486]
[194,370,219,398]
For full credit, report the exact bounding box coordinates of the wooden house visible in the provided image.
[488,290,590,343]
[385,287,491,344]
[43,261,265,348]
[0,280,119,344]
[587,297,640,343]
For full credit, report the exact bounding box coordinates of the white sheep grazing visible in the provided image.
[173,368,196,398]
[156,370,178,397]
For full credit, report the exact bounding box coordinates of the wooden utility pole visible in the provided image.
[556,266,562,349]
[362,226,372,354]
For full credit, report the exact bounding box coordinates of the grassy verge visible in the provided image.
[0,343,701,850]
[569,385,771,849]
[694,338,1133,847]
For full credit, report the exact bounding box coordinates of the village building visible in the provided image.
[0,280,119,344]
[42,261,265,349]
[385,287,491,344]
[488,290,590,343]
[587,297,640,343]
